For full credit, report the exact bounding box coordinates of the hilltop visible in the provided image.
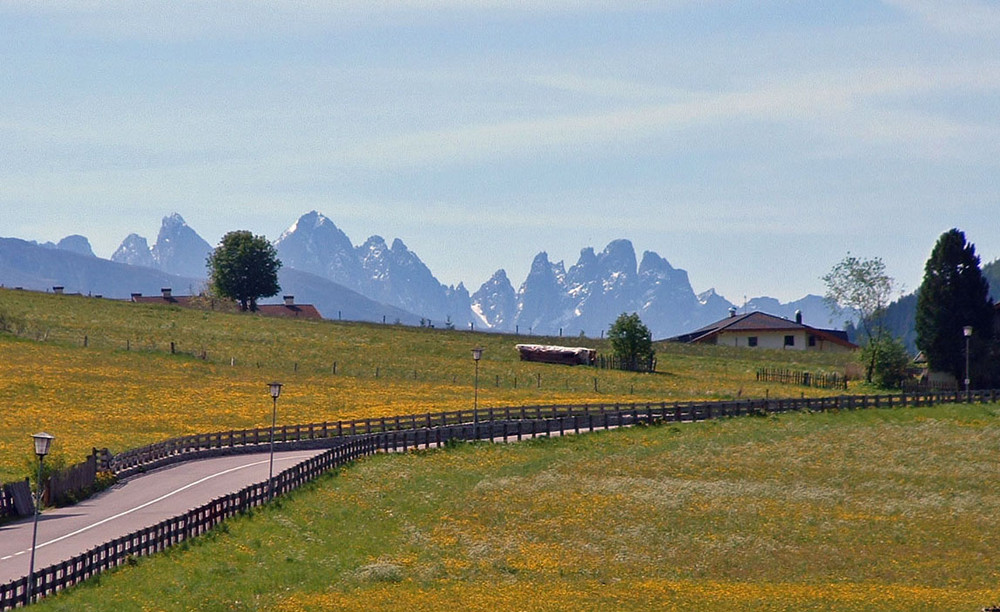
[0,287,853,481]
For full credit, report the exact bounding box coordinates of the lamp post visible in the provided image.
[27,432,54,605]
[471,348,483,440]
[963,326,973,397]
[267,382,282,500]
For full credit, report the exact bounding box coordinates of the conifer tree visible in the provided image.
[915,229,994,384]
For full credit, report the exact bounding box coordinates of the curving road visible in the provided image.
[0,449,325,585]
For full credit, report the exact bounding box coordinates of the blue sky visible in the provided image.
[3,1,998,302]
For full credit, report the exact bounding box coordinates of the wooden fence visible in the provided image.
[92,389,1000,480]
[0,436,379,610]
[594,354,656,373]
[756,367,848,390]
[3,388,1000,609]
[0,480,32,520]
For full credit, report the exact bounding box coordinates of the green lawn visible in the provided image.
[34,402,1000,611]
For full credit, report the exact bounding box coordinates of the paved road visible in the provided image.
[0,449,325,584]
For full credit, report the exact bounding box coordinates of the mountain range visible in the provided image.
[0,211,854,339]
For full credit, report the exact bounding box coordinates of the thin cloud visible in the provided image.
[330,61,1000,168]
[882,0,1000,35]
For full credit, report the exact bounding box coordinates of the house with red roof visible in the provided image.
[670,310,857,353]
[256,296,322,320]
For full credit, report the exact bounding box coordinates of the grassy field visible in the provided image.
[33,402,1000,611]
[0,288,854,481]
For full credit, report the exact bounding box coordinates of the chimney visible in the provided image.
[53,286,64,295]
[161,288,172,299]
[283,295,295,306]
[795,310,802,325]
[728,307,737,318]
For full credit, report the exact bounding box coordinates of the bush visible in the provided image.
[860,336,911,389]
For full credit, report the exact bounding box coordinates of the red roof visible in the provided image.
[130,291,323,320]
[131,294,196,306]
[671,311,858,350]
[256,303,323,320]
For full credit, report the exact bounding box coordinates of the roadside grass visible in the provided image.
[33,402,1000,611]
[0,289,853,480]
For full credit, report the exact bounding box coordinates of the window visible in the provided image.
[748,336,758,347]
[784,335,795,347]
[808,335,817,347]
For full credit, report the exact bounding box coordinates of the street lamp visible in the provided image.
[963,326,973,396]
[27,432,54,605]
[267,382,282,500]
[471,348,483,440]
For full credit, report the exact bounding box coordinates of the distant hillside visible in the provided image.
[0,237,202,297]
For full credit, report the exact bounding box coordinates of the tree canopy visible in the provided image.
[207,230,282,312]
[915,229,994,384]
[608,312,655,372]
[822,253,896,384]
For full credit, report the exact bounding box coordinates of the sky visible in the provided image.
[2,1,999,303]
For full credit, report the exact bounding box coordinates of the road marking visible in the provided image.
[0,453,315,562]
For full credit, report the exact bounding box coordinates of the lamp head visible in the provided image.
[268,382,283,399]
[964,326,973,338]
[32,432,54,458]
[471,347,484,362]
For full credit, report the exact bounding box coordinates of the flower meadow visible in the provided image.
[33,404,1000,611]
[0,289,852,480]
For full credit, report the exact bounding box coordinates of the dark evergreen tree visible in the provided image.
[207,230,282,311]
[915,229,994,385]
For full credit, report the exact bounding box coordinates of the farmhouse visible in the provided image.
[256,295,323,320]
[670,310,857,353]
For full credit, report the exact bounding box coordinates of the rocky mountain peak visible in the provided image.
[111,234,155,268]
[471,269,517,329]
[275,211,360,290]
[151,214,212,279]
[57,235,95,258]
[599,239,637,277]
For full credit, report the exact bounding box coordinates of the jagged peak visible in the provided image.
[390,237,410,253]
[361,235,388,249]
[602,238,634,256]
[529,251,551,269]
[638,250,674,275]
[698,288,730,305]
[278,210,331,241]
[161,212,187,228]
[598,239,637,273]
[487,268,510,283]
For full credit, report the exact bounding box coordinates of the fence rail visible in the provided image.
[756,367,848,390]
[594,354,656,372]
[3,388,1000,609]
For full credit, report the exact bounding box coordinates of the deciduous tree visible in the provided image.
[608,312,655,372]
[207,231,282,311]
[822,253,895,384]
